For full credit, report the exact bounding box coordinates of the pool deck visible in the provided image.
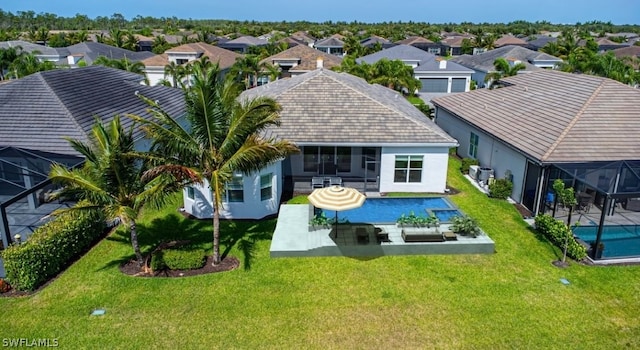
[270,205,495,258]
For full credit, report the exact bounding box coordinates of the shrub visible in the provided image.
[0,278,11,293]
[161,248,206,270]
[397,212,439,228]
[534,214,587,260]
[1,208,105,291]
[489,178,514,199]
[450,215,482,237]
[150,251,166,271]
[460,158,479,174]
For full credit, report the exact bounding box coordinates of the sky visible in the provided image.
[1,0,639,25]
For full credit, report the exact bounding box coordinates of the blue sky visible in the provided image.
[2,0,639,25]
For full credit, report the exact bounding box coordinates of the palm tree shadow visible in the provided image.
[220,219,275,270]
[100,212,210,271]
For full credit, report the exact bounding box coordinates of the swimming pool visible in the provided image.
[573,225,640,259]
[320,197,462,224]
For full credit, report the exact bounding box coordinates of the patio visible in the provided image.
[270,204,495,258]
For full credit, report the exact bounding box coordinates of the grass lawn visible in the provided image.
[2,157,640,348]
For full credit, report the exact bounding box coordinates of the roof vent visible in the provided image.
[134,90,139,96]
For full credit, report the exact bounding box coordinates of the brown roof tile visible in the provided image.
[260,45,342,72]
[433,70,640,163]
[164,42,242,69]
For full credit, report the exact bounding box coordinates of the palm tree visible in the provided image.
[164,61,186,88]
[49,116,181,266]
[371,59,421,95]
[0,46,21,80]
[230,55,262,89]
[484,58,526,88]
[130,63,298,265]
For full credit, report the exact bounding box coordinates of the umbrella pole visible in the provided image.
[335,211,338,239]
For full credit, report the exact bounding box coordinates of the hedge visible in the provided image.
[1,209,106,291]
[157,248,206,270]
[534,214,587,260]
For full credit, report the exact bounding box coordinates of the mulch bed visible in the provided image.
[514,203,534,219]
[119,255,240,278]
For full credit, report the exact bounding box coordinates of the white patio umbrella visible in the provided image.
[308,185,366,238]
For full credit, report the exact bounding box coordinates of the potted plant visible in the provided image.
[450,215,481,237]
[309,212,330,231]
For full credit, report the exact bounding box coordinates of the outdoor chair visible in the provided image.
[329,176,342,187]
[311,176,324,189]
[375,227,390,243]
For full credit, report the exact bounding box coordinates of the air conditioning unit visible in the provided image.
[478,167,494,182]
[469,165,480,180]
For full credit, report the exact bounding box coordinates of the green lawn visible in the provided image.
[2,157,640,348]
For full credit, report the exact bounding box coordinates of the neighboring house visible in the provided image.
[260,44,342,79]
[433,70,640,215]
[356,44,473,98]
[591,37,630,52]
[142,42,241,86]
[314,34,345,56]
[360,35,394,49]
[134,34,154,52]
[183,68,458,220]
[65,42,154,67]
[611,45,640,59]
[0,40,68,64]
[218,35,268,53]
[494,35,529,48]
[395,36,442,55]
[526,35,558,51]
[441,34,474,56]
[289,31,316,47]
[450,45,562,88]
[0,66,186,247]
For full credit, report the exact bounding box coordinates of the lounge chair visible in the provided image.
[356,227,370,245]
[329,177,342,187]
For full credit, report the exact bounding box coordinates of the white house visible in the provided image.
[142,42,241,86]
[183,69,458,220]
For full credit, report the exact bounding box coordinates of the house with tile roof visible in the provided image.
[395,36,443,55]
[360,35,394,49]
[182,68,458,220]
[218,35,269,53]
[64,42,154,67]
[450,45,562,88]
[259,44,342,79]
[142,42,242,86]
[356,45,473,100]
[0,41,68,64]
[0,66,186,247]
[314,34,346,56]
[494,35,529,48]
[432,70,640,216]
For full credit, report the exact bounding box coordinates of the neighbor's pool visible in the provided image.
[321,197,462,224]
[573,225,640,259]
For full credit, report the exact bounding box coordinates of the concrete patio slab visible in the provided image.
[271,204,495,258]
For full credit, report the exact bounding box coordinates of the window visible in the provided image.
[260,173,273,201]
[336,147,351,172]
[226,175,244,202]
[176,58,189,65]
[469,132,479,158]
[303,146,319,172]
[428,47,441,55]
[186,186,195,200]
[394,155,423,183]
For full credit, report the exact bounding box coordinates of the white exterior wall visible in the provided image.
[145,67,166,86]
[435,108,528,201]
[183,161,283,220]
[378,146,450,193]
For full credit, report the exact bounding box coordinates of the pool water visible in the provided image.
[573,225,640,259]
[321,197,462,224]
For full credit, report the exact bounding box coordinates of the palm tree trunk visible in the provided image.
[212,207,221,265]
[130,221,143,266]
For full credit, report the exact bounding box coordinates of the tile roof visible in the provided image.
[396,36,434,45]
[0,40,67,57]
[162,42,242,69]
[494,35,528,47]
[450,45,562,73]
[0,66,186,157]
[65,42,154,65]
[141,53,169,67]
[260,44,342,72]
[315,34,345,48]
[432,70,640,163]
[224,35,269,46]
[239,69,456,146]
[356,45,472,73]
[611,45,640,58]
